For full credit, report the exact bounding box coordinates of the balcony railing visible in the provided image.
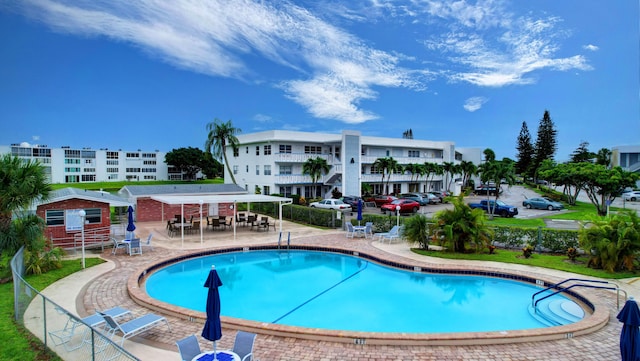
[273,153,334,163]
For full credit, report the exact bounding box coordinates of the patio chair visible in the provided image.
[364,222,374,239]
[142,233,153,252]
[128,238,142,256]
[345,223,355,238]
[176,334,201,361]
[229,331,256,361]
[100,312,171,346]
[111,237,128,255]
[191,220,201,234]
[48,306,131,351]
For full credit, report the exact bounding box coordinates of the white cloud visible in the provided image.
[463,96,488,112]
[583,44,599,51]
[252,114,272,122]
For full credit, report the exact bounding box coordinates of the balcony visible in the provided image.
[273,153,334,164]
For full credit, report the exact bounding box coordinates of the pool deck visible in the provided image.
[41,219,640,360]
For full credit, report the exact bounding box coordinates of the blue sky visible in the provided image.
[1,0,638,162]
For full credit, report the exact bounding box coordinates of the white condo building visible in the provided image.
[0,143,174,183]
[226,130,483,199]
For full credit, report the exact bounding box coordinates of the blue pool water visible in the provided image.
[145,250,572,333]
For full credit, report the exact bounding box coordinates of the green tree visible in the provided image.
[533,110,558,178]
[540,162,586,205]
[459,160,477,189]
[515,121,535,178]
[404,163,425,192]
[302,157,331,198]
[478,159,516,217]
[581,164,639,216]
[569,141,595,163]
[433,194,493,253]
[373,157,400,194]
[441,162,456,192]
[164,147,207,180]
[402,214,432,249]
[0,154,51,242]
[595,148,612,167]
[201,151,223,179]
[205,118,241,184]
[579,210,640,272]
[423,162,443,191]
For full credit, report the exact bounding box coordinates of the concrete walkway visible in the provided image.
[38,219,640,361]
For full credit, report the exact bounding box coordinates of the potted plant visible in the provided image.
[522,244,534,258]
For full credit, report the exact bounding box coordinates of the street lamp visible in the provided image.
[395,205,401,227]
[78,209,86,269]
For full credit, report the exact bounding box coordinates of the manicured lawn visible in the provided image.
[412,247,638,279]
[0,258,104,361]
[50,178,223,193]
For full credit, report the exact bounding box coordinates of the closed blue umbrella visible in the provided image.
[126,206,136,239]
[202,265,223,360]
[617,297,640,361]
[356,199,363,226]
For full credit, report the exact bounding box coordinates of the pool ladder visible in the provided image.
[278,232,291,250]
[531,278,627,311]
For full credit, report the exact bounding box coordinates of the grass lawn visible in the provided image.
[0,258,104,361]
[412,247,639,279]
[50,179,223,193]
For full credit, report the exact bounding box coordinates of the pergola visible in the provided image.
[150,194,293,247]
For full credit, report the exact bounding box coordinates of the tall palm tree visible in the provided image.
[0,154,51,256]
[459,160,478,189]
[302,157,331,198]
[405,163,425,192]
[442,162,458,192]
[204,118,241,184]
[372,157,399,194]
[0,154,51,233]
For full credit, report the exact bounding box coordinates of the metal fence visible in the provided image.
[11,246,139,361]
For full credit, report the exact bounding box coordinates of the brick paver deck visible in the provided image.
[80,220,632,360]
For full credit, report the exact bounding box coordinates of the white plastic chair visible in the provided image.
[345,223,355,238]
[176,335,201,361]
[128,238,142,256]
[230,331,256,361]
[142,233,153,252]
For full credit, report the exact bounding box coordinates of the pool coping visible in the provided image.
[128,244,611,346]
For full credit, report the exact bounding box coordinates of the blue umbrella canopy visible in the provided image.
[617,298,640,361]
[202,266,223,347]
[126,206,136,232]
[356,199,363,225]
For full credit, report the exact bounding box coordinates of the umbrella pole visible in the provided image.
[213,340,217,361]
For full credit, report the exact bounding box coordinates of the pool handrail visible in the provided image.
[532,278,626,310]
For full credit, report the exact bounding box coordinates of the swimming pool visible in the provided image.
[144,249,584,334]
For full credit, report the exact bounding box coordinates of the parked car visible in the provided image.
[429,191,450,203]
[380,199,421,215]
[522,197,564,211]
[373,195,397,207]
[398,193,430,206]
[474,185,502,195]
[623,191,640,202]
[341,195,363,208]
[468,199,518,218]
[309,199,352,211]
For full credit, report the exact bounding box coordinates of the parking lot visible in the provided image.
[357,185,640,223]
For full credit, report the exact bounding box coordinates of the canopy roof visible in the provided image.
[150,194,292,205]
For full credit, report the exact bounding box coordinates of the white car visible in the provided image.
[309,199,352,211]
[623,191,640,202]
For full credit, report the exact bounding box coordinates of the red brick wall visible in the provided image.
[135,197,235,222]
[37,199,111,247]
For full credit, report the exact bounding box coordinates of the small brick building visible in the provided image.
[36,188,132,248]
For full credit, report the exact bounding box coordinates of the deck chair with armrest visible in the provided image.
[111,237,128,255]
[229,331,256,361]
[48,306,131,351]
[100,312,171,346]
[128,238,142,256]
[142,233,153,252]
[176,334,201,361]
[345,222,355,238]
[375,225,400,243]
[364,222,374,239]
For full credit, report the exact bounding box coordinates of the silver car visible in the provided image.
[309,199,352,211]
[522,197,563,211]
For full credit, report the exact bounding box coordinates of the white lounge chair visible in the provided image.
[376,225,401,243]
[48,306,131,351]
[100,312,171,346]
[142,233,153,252]
[345,223,355,238]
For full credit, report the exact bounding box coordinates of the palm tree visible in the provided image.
[302,157,331,198]
[0,154,51,234]
[372,157,399,194]
[204,118,241,184]
[459,160,477,189]
[405,163,425,192]
[433,194,492,253]
[0,155,52,266]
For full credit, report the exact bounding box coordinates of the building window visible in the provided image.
[142,153,156,158]
[280,186,292,197]
[143,160,156,165]
[304,145,322,154]
[64,149,81,158]
[107,167,119,173]
[81,150,96,158]
[256,146,260,156]
[408,150,420,158]
[393,184,401,195]
[233,165,238,174]
[246,147,249,154]
[264,145,271,155]
[233,148,239,157]
[264,186,270,195]
[85,208,102,224]
[246,165,249,173]
[45,210,64,226]
[264,165,271,175]
[126,152,140,158]
[106,160,119,165]
[84,168,95,173]
[126,168,141,172]
[65,175,79,183]
[256,165,260,175]
[65,158,80,164]
[108,174,119,180]
[279,144,292,154]
[81,174,96,182]
[65,167,81,172]
[106,151,119,159]
[279,165,292,175]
